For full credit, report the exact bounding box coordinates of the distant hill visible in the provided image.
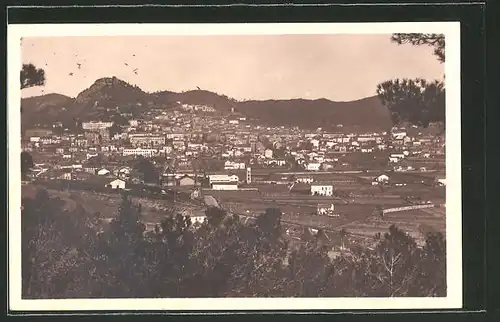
[21,76,393,131]
[235,97,392,131]
[21,93,74,129]
[22,77,150,127]
[70,77,149,121]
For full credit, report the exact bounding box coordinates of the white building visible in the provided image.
[296,176,314,184]
[122,148,157,157]
[190,215,207,225]
[306,163,322,171]
[209,174,239,184]
[392,131,407,139]
[388,157,400,163]
[108,179,126,189]
[82,121,114,131]
[374,174,389,184]
[311,184,334,196]
[212,182,238,190]
[317,204,337,216]
[97,169,110,176]
[390,153,405,159]
[435,176,446,186]
[119,167,131,174]
[264,149,273,159]
[166,133,185,140]
[129,135,166,147]
[224,161,246,170]
[358,136,376,143]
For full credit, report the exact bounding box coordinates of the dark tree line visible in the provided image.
[377,33,445,129]
[21,189,446,299]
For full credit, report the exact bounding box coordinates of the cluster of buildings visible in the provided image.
[22,101,445,197]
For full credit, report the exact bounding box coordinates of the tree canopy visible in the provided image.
[376,78,445,128]
[391,33,445,63]
[21,188,447,299]
[376,33,446,128]
[134,157,159,184]
[21,63,46,90]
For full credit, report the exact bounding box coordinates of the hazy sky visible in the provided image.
[21,34,444,101]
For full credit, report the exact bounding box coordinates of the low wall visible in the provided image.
[382,204,435,214]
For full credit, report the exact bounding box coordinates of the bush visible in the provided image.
[21,189,447,298]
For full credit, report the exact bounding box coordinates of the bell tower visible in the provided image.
[246,167,252,184]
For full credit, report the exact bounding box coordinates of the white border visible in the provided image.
[8,22,462,311]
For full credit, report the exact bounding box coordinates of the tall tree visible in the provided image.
[376,78,445,128]
[134,157,159,184]
[96,193,148,297]
[285,238,333,297]
[145,211,196,297]
[369,225,422,297]
[377,33,446,129]
[391,33,445,63]
[414,231,446,296]
[255,207,282,240]
[21,63,46,89]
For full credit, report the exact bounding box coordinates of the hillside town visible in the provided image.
[22,100,446,250]
[23,103,445,184]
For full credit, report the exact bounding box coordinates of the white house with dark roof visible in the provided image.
[311,183,333,196]
[97,168,110,176]
[108,178,126,189]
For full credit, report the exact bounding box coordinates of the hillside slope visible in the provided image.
[236,96,392,131]
[21,93,74,127]
[20,77,393,131]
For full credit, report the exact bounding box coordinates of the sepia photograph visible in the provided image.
[8,22,462,311]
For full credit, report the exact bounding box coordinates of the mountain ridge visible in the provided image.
[21,77,393,132]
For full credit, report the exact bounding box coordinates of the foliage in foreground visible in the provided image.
[377,33,446,129]
[21,63,46,90]
[21,189,446,298]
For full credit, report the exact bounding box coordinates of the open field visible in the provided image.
[22,180,446,248]
[224,199,378,231]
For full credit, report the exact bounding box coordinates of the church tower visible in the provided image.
[246,167,252,184]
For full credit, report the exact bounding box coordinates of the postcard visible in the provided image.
[8,22,461,311]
